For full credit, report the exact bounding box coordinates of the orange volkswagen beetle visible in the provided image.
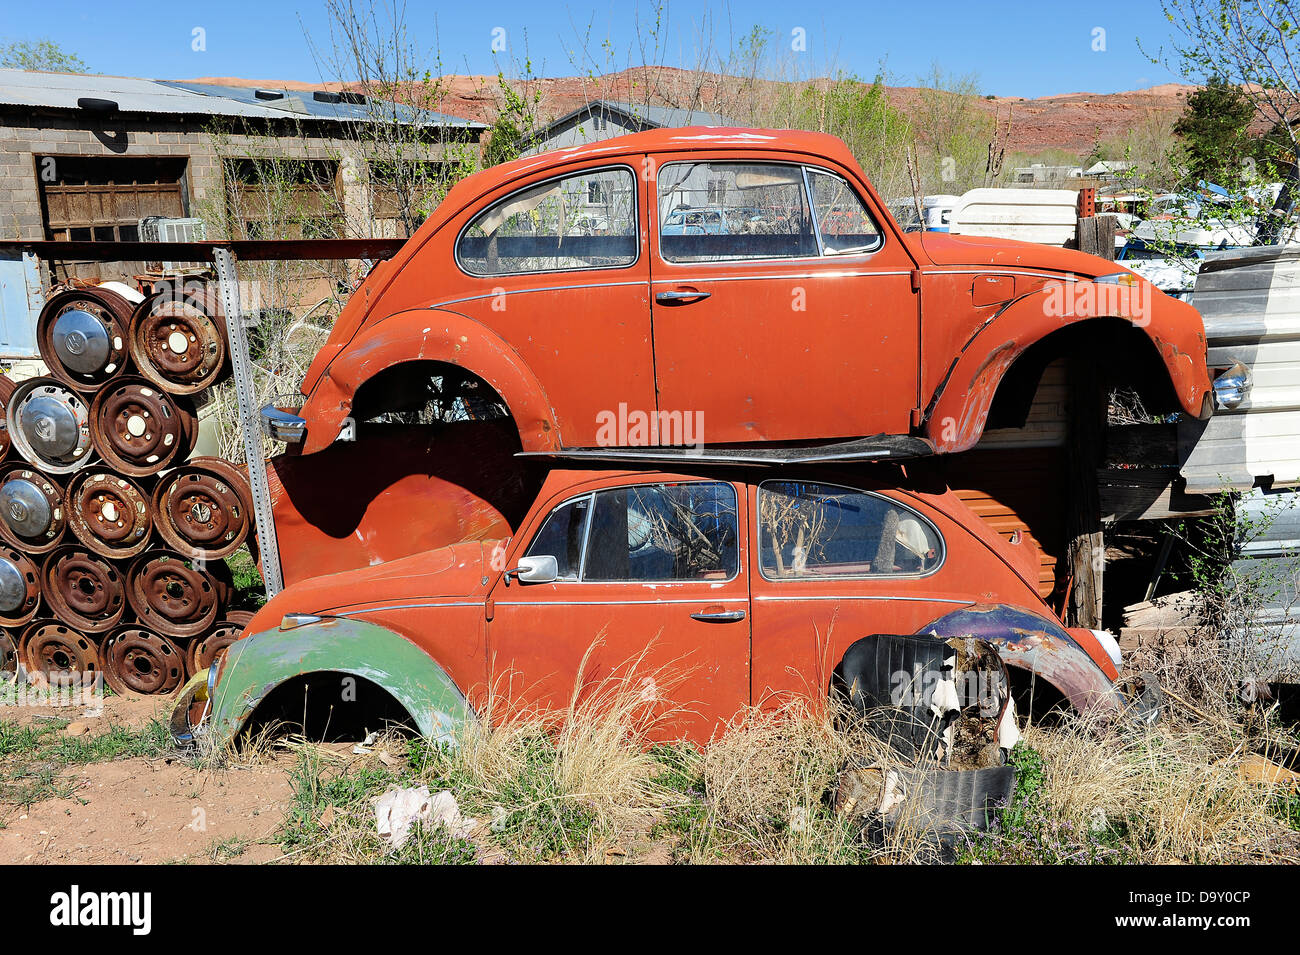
[263,127,1220,463]
[178,466,1132,748]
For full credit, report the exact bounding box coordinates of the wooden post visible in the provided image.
[1074,187,1117,261]
[1065,349,1105,628]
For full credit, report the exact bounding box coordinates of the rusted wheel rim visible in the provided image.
[37,288,133,392]
[0,467,66,554]
[152,457,251,559]
[41,546,126,634]
[6,377,94,474]
[0,547,41,627]
[21,619,99,679]
[102,625,184,696]
[223,609,255,627]
[0,374,17,461]
[66,470,153,559]
[188,618,246,673]
[89,376,187,475]
[128,287,227,395]
[0,627,18,679]
[126,550,219,637]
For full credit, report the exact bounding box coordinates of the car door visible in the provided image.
[450,161,654,447]
[649,157,920,444]
[746,479,974,707]
[487,477,751,741]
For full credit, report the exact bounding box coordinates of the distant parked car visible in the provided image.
[263,127,1223,461]
[175,467,1135,748]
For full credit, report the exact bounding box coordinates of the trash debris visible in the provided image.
[374,786,477,849]
[832,633,1021,858]
[835,762,1017,862]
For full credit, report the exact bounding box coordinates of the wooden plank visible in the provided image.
[1104,423,1179,467]
[1099,468,1217,522]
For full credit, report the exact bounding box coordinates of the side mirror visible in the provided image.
[508,554,558,584]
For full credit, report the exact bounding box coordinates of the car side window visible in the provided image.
[585,483,739,581]
[657,162,817,263]
[523,494,592,580]
[457,167,637,275]
[757,481,943,579]
[525,482,739,582]
[807,170,883,254]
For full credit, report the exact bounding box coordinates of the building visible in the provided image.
[528,99,736,154]
[1082,159,1135,183]
[0,69,485,251]
[1012,163,1084,185]
[0,68,485,355]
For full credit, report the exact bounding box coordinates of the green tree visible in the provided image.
[1173,77,1257,187]
[484,71,545,167]
[0,38,87,72]
[1152,0,1299,170]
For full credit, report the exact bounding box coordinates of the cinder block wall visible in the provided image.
[0,109,471,242]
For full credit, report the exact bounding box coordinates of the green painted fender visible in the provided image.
[200,618,473,747]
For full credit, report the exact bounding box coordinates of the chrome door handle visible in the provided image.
[690,609,746,622]
[655,289,711,304]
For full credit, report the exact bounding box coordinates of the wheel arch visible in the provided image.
[300,308,561,454]
[203,618,474,747]
[924,285,1208,452]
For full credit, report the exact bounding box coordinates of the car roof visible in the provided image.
[492,127,858,185]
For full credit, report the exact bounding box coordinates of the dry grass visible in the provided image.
[443,642,691,849]
[183,628,1300,865]
[1009,713,1299,863]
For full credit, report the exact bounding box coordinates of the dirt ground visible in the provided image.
[0,695,294,865]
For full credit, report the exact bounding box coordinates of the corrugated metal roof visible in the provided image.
[158,80,486,128]
[0,68,290,119]
[546,98,737,132]
[1179,245,1300,493]
[0,69,485,129]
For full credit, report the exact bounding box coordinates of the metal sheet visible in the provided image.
[1226,486,1300,679]
[0,251,43,358]
[1180,246,1300,492]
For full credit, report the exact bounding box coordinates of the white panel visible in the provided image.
[948,188,1079,246]
[1180,246,1300,492]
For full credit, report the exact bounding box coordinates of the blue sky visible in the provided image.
[3,0,1193,98]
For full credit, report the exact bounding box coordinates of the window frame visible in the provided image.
[805,167,886,256]
[523,480,742,585]
[653,160,887,268]
[755,480,945,583]
[454,163,641,278]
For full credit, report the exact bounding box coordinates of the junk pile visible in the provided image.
[831,633,1021,860]
[0,283,255,695]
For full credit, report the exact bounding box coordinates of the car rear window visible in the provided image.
[757,481,943,578]
[457,167,638,275]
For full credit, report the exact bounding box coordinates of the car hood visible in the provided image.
[918,231,1119,276]
[245,539,499,633]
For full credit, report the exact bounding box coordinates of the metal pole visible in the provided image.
[212,247,284,597]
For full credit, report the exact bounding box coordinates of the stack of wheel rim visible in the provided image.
[0,282,258,696]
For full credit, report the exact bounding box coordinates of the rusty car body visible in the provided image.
[175,466,1129,748]
[264,127,1217,462]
